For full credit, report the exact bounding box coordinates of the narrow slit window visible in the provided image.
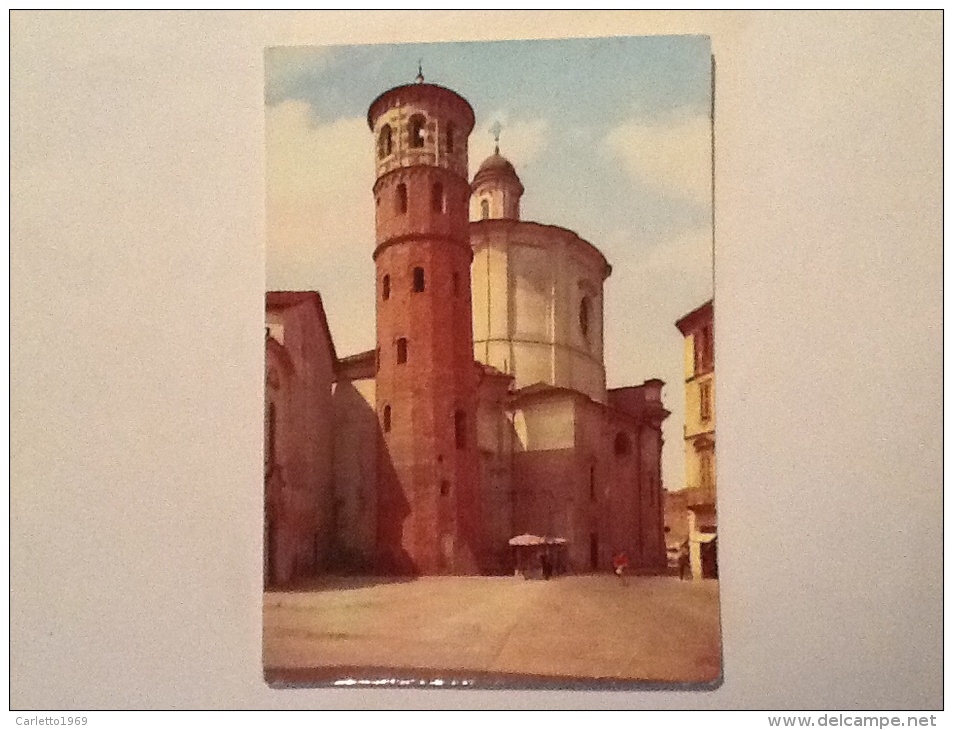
[580,296,591,339]
[440,480,450,497]
[382,274,390,301]
[396,183,407,214]
[445,122,455,153]
[589,465,596,501]
[703,324,714,371]
[700,381,712,421]
[695,324,713,374]
[378,124,393,159]
[614,433,630,457]
[454,410,466,449]
[700,452,713,493]
[383,405,391,432]
[396,338,408,364]
[413,267,425,293]
[409,114,426,148]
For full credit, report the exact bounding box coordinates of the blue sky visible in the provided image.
[266,37,710,122]
[264,35,713,492]
[266,37,711,246]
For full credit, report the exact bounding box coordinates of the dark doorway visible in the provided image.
[701,537,718,579]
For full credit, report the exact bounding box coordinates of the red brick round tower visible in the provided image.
[367,77,481,575]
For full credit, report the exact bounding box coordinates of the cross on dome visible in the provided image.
[489,121,503,154]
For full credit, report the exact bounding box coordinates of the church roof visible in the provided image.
[335,348,376,382]
[468,218,612,279]
[472,149,523,192]
[511,382,581,401]
[675,299,713,335]
[475,361,510,379]
[265,291,337,363]
[477,151,517,176]
[366,81,475,132]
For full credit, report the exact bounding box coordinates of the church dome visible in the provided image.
[473,150,522,190]
[477,151,516,174]
[471,147,525,222]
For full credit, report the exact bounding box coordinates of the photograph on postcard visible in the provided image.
[262,35,718,686]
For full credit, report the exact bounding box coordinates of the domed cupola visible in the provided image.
[470,144,524,221]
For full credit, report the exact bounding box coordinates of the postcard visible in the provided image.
[262,35,718,687]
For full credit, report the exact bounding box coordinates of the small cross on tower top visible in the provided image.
[489,121,503,154]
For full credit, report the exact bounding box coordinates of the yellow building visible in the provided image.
[675,300,716,579]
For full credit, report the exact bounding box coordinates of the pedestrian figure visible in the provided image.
[612,551,629,583]
[678,541,690,580]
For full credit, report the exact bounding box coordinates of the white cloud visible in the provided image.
[468,114,549,178]
[266,100,377,357]
[266,99,371,206]
[264,47,333,103]
[264,104,550,358]
[604,112,712,208]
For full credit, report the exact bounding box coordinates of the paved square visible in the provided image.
[263,575,721,686]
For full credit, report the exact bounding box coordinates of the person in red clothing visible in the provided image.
[612,551,629,582]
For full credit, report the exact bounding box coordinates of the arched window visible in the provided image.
[431,182,444,213]
[396,337,408,364]
[396,183,407,214]
[383,405,391,432]
[381,274,390,301]
[409,114,426,148]
[413,267,425,293]
[579,296,591,339]
[378,124,393,159]
[614,433,631,457]
[480,199,489,220]
[445,122,455,153]
[454,410,466,449]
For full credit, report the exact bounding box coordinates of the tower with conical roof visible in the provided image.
[367,73,482,575]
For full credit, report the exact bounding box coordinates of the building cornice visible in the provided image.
[469,218,612,279]
[367,82,475,133]
[372,163,470,194]
[373,233,473,262]
[675,299,714,335]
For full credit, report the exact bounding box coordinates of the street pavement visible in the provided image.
[263,575,721,687]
